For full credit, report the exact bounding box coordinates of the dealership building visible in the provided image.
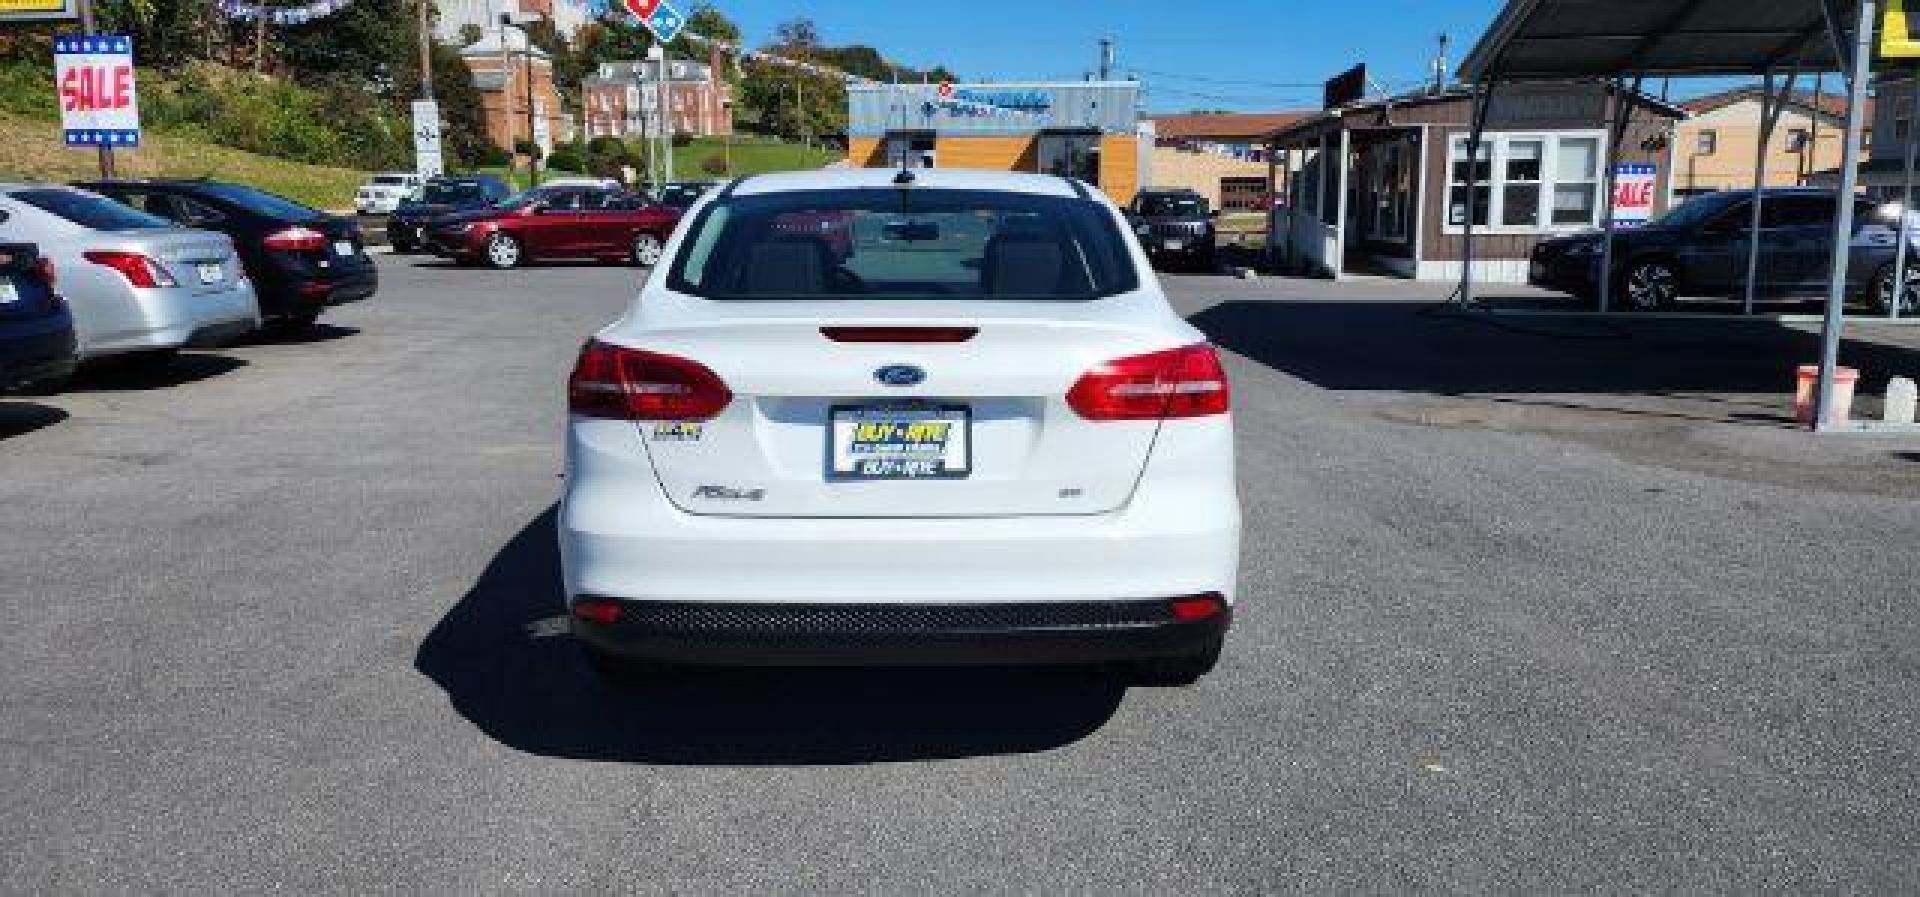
[846,81,1150,205]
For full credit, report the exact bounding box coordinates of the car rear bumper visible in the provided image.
[571,598,1230,666]
[559,418,1241,606]
[81,281,261,358]
[0,318,78,390]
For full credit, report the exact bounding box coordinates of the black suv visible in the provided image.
[1127,188,1218,271]
[82,179,377,332]
[387,174,511,253]
[1530,188,1916,313]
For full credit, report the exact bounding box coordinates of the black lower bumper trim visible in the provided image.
[571,598,1231,667]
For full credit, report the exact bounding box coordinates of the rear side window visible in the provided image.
[193,183,319,221]
[10,188,172,230]
[668,188,1138,301]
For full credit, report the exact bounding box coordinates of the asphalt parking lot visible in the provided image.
[3,257,1918,890]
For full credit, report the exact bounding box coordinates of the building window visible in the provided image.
[1787,128,1810,152]
[1036,131,1102,185]
[1447,132,1604,232]
[1697,129,1718,155]
[1220,176,1268,211]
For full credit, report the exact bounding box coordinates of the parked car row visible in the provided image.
[0,179,377,396]
[1530,187,1920,314]
[385,176,685,270]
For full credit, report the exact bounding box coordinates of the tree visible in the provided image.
[773,18,820,51]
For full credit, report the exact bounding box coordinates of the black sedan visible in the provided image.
[80,179,377,332]
[0,242,78,394]
[1530,188,1914,313]
[387,174,512,253]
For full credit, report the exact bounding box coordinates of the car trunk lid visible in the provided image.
[613,304,1177,519]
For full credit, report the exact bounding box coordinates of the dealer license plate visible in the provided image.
[334,240,355,257]
[0,281,17,304]
[1163,239,1183,251]
[196,263,225,285]
[829,403,971,480]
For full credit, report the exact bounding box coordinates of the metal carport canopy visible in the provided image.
[1458,0,1846,81]
[1456,0,1887,434]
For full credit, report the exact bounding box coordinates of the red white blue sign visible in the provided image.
[54,35,140,147]
[625,0,685,42]
[1611,163,1658,229]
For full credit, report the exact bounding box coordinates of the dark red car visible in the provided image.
[423,186,681,269]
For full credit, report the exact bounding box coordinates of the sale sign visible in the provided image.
[54,35,140,147]
[1611,163,1657,229]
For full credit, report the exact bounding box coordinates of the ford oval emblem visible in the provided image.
[874,364,926,387]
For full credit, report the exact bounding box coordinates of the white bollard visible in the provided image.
[1886,376,1919,425]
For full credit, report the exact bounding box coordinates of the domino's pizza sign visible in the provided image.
[55,35,141,147]
[622,0,686,42]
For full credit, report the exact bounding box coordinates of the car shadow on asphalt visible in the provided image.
[0,401,69,440]
[241,323,361,347]
[65,353,248,393]
[414,507,1128,766]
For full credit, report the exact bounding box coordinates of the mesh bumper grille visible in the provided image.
[599,600,1178,635]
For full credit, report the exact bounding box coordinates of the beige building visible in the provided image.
[1148,146,1270,210]
[1145,112,1310,210]
[1674,86,1867,196]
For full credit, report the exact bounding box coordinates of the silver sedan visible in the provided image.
[0,183,259,366]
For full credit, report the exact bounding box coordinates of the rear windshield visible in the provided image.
[195,183,320,220]
[11,188,172,230]
[667,188,1138,301]
[1136,193,1208,217]
[419,181,489,204]
[659,184,710,207]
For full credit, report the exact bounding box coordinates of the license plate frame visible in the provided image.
[333,240,356,258]
[827,402,972,481]
[196,262,225,285]
[1162,239,1184,251]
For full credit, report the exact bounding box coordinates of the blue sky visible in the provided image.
[699,0,1519,112]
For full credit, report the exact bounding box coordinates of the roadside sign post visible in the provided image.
[55,32,139,178]
[411,98,444,178]
[629,0,685,186]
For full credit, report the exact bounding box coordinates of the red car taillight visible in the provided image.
[263,225,328,252]
[568,339,733,421]
[1066,343,1230,421]
[82,251,176,288]
[34,256,55,289]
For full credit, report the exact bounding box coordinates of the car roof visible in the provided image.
[729,168,1084,199]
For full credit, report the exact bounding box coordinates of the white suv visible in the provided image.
[353,172,422,215]
[559,169,1241,686]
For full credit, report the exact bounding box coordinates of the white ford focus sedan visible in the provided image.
[559,168,1240,686]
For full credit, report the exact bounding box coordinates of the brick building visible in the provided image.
[461,33,570,157]
[581,60,733,140]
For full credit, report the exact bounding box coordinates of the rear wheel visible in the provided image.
[1869,263,1920,315]
[483,232,523,269]
[630,233,664,267]
[1619,259,1679,311]
[269,311,322,335]
[1125,637,1222,687]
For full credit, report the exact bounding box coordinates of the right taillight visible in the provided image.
[34,256,55,290]
[568,339,732,421]
[83,250,176,289]
[1066,343,1230,421]
[263,225,328,252]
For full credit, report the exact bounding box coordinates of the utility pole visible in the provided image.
[417,0,434,100]
[77,0,114,178]
[499,13,516,186]
[1098,37,1114,80]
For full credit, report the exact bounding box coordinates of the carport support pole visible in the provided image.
[1744,72,1776,316]
[1890,65,1920,320]
[1596,78,1637,315]
[1812,0,1878,430]
[1459,80,1496,308]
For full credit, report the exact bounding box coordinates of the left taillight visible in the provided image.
[83,251,176,289]
[568,339,733,421]
[263,225,328,252]
[1066,343,1231,421]
[34,256,55,290]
